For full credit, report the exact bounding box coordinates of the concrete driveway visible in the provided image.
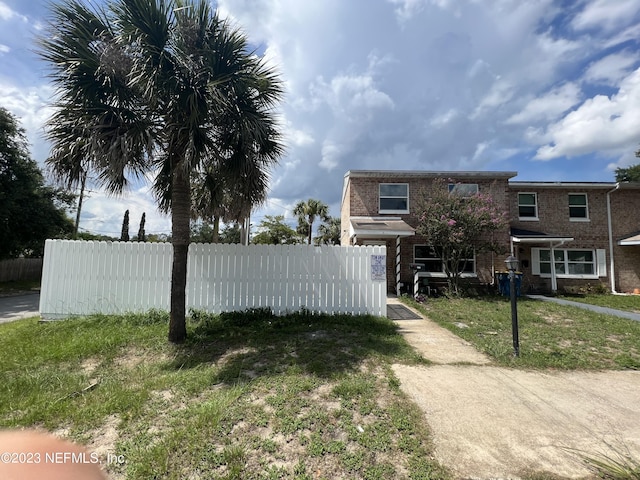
[388,298,640,479]
[0,293,40,324]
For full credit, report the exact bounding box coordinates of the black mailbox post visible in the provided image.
[409,263,425,299]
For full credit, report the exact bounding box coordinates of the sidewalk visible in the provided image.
[387,296,490,365]
[527,294,640,322]
[389,297,640,479]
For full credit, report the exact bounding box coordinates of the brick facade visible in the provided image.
[341,171,514,293]
[341,171,640,294]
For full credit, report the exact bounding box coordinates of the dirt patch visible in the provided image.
[113,347,170,370]
[86,414,120,460]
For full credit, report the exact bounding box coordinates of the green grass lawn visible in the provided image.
[558,293,640,313]
[0,309,448,480]
[402,295,640,370]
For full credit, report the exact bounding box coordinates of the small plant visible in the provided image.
[582,451,640,479]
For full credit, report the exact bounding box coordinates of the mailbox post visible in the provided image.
[409,263,425,299]
[505,255,520,357]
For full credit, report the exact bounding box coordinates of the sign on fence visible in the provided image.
[39,240,387,319]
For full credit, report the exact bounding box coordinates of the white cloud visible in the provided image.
[583,51,638,86]
[0,44,8,54]
[470,79,514,119]
[536,68,640,160]
[320,140,342,171]
[0,80,55,164]
[506,83,582,125]
[572,0,640,33]
[430,108,458,128]
[0,1,17,21]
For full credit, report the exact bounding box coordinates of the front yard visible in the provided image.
[0,310,448,480]
[402,295,640,370]
[2,294,639,478]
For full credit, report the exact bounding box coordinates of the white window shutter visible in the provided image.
[531,248,540,275]
[596,249,606,277]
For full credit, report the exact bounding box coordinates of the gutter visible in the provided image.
[606,183,621,293]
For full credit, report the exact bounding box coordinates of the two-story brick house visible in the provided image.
[341,170,640,294]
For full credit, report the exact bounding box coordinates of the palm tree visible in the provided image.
[191,151,273,243]
[293,199,330,245]
[39,0,284,342]
[315,217,341,245]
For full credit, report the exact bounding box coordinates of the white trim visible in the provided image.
[596,249,606,277]
[568,193,589,221]
[532,247,601,280]
[517,192,538,221]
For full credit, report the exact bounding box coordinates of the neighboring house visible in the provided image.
[341,170,640,294]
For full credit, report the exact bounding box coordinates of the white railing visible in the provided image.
[39,240,387,319]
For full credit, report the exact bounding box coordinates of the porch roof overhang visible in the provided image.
[618,232,640,246]
[510,228,574,244]
[350,217,415,239]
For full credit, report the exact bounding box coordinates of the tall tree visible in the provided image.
[120,209,130,241]
[314,217,341,245]
[416,179,508,295]
[39,0,284,343]
[191,155,272,243]
[615,162,640,182]
[252,215,302,245]
[0,107,73,258]
[137,212,146,242]
[293,198,330,245]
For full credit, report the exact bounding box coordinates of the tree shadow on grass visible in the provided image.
[166,308,411,385]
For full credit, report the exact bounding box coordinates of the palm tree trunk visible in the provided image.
[73,171,86,239]
[308,220,313,245]
[212,216,220,243]
[169,168,190,343]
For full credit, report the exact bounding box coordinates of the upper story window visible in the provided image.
[448,183,479,196]
[379,183,409,213]
[518,192,538,220]
[568,193,589,221]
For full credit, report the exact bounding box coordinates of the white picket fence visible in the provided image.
[39,240,387,319]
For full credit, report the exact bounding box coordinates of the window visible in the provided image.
[379,183,409,213]
[518,193,538,220]
[414,245,475,275]
[533,248,606,278]
[569,194,588,220]
[448,183,479,196]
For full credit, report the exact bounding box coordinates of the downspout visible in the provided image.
[606,183,621,293]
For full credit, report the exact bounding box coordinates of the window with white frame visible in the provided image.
[379,183,409,213]
[518,192,538,220]
[448,183,479,196]
[532,248,606,278]
[568,193,588,220]
[414,245,475,275]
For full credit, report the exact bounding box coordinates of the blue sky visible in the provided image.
[1,0,640,238]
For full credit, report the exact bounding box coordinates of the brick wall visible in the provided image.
[340,173,640,293]
[508,185,640,293]
[611,188,640,292]
[343,173,512,292]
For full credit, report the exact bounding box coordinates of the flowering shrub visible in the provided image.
[416,179,508,295]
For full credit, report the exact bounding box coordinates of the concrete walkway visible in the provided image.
[388,297,490,365]
[389,297,640,479]
[527,294,640,322]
